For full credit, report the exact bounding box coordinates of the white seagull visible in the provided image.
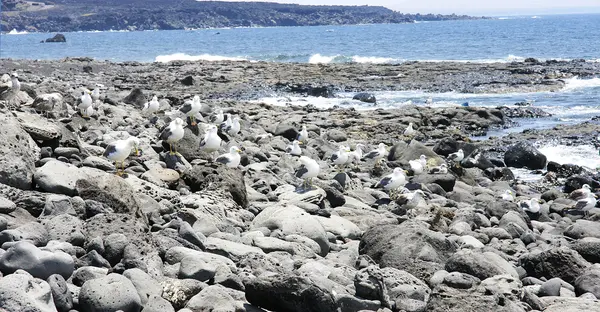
[568,193,597,217]
[91,85,101,102]
[143,95,160,116]
[10,72,20,92]
[409,155,427,175]
[375,167,407,198]
[569,184,592,200]
[363,143,387,167]
[102,136,140,176]
[448,149,465,163]
[404,122,416,136]
[501,190,515,202]
[220,115,240,136]
[215,146,242,168]
[210,109,225,124]
[330,145,350,169]
[520,198,541,219]
[286,140,302,156]
[298,124,309,144]
[348,143,365,164]
[428,163,448,174]
[180,95,202,126]
[78,90,93,118]
[295,156,320,188]
[159,118,185,154]
[200,124,222,155]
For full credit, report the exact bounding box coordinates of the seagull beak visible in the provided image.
[236,148,242,153]
[404,170,409,174]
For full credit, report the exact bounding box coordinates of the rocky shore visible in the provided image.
[1,58,600,312]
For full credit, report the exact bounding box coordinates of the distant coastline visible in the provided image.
[1,0,489,33]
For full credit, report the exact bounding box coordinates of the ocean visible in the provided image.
[2,13,600,170]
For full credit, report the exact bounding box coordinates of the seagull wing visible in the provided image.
[159,126,173,141]
[295,165,308,178]
[363,150,379,160]
[102,144,118,157]
[215,154,230,164]
[376,176,392,188]
[179,102,192,114]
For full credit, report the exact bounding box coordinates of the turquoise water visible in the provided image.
[1,14,600,136]
[1,14,599,62]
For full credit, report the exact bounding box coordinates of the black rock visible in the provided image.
[412,174,456,192]
[564,174,600,193]
[181,75,195,86]
[433,137,459,157]
[82,65,93,73]
[273,123,299,141]
[547,161,585,178]
[45,34,66,43]
[483,167,515,181]
[123,88,146,107]
[182,164,248,208]
[352,92,376,104]
[504,141,547,169]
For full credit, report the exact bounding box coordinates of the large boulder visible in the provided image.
[388,140,445,166]
[519,247,590,284]
[0,114,40,189]
[182,164,248,208]
[245,274,337,312]
[76,173,144,217]
[79,273,142,312]
[359,220,458,280]
[445,249,519,280]
[123,88,146,107]
[574,266,600,299]
[184,285,237,311]
[34,160,107,196]
[250,204,329,256]
[504,141,547,169]
[426,283,525,312]
[0,241,74,280]
[0,270,57,312]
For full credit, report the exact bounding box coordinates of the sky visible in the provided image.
[209,0,600,15]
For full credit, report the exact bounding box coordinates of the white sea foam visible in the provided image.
[155,53,247,62]
[538,144,600,170]
[351,56,401,64]
[563,77,600,91]
[7,29,29,35]
[307,54,339,64]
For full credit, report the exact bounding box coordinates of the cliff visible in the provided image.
[1,0,487,32]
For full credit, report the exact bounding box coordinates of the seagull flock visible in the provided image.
[5,72,597,216]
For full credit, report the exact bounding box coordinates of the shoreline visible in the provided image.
[1,57,600,311]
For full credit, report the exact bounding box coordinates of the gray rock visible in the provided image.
[564,220,600,239]
[0,196,16,213]
[442,272,479,289]
[543,298,600,312]
[184,285,237,312]
[0,221,49,246]
[143,295,175,312]
[104,233,129,265]
[445,249,518,280]
[123,268,163,306]
[32,93,64,117]
[82,156,116,171]
[426,283,525,312]
[71,266,109,287]
[273,123,299,141]
[0,114,40,190]
[360,220,457,280]
[204,237,265,262]
[251,204,329,256]
[0,270,57,312]
[245,274,337,312]
[0,241,74,280]
[79,273,142,312]
[160,277,208,310]
[178,256,218,282]
[48,274,73,312]
[181,164,249,208]
[572,237,600,263]
[412,174,456,192]
[44,214,85,246]
[34,160,107,196]
[520,247,590,284]
[574,266,600,299]
[353,92,376,104]
[539,278,563,297]
[76,173,145,217]
[355,265,431,311]
[480,275,522,301]
[41,194,77,217]
[326,129,347,142]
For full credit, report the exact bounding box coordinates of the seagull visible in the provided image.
[331,145,350,169]
[363,143,387,167]
[215,146,242,168]
[102,136,140,176]
[159,118,185,155]
[501,190,515,202]
[210,109,225,124]
[375,167,407,198]
[404,122,416,136]
[200,124,222,155]
[448,149,465,163]
[348,143,365,164]
[564,193,597,217]
[520,198,541,219]
[91,85,101,102]
[396,189,426,210]
[569,184,592,200]
[78,90,93,118]
[142,95,160,116]
[0,72,21,104]
[409,155,427,175]
[286,140,302,156]
[425,97,433,105]
[297,124,309,144]
[295,156,320,188]
[10,72,20,92]
[220,115,240,136]
[428,163,448,174]
[180,95,202,126]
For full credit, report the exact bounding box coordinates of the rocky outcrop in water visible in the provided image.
[0,58,599,312]
[44,34,66,43]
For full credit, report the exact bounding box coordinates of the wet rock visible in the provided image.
[353,92,376,104]
[504,141,547,169]
[45,34,66,42]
